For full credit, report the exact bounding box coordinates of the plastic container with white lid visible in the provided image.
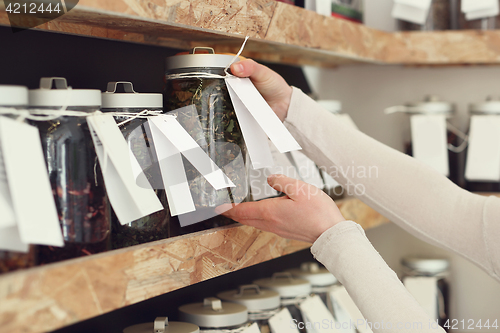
[0,85,28,108]
[217,285,280,333]
[123,317,200,333]
[101,81,170,249]
[179,297,249,332]
[28,77,111,264]
[253,272,311,333]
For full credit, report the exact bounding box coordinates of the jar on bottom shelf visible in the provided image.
[253,273,312,333]
[29,78,112,264]
[123,317,200,333]
[217,285,281,333]
[179,297,250,333]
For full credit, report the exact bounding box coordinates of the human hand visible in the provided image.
[230,59,292,122]
[217,174,346,243]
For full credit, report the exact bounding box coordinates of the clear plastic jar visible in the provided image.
[0,85,37,273]
[401,257,449,329]
[179,297,250,333]
[101,81,171,249]
[398,0,451,31]
[217,285,281,333]
[123,316,200,333]
[28,77,111,264]
[164,47,250,233]
[253,273,312,333]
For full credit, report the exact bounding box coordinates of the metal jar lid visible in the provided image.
[253,272,312,298]
[470,96,500,114]
[29,77,101,107]
[217,284,281,311]
[165,47,239,71]
[317,100,342,114]
[385,95,454,115]
[0,85,28,106]
[401,257,449,275]
[124,317,200,333]
[102,82,162,109]
[178,297,248,328]
[287,262,338,287]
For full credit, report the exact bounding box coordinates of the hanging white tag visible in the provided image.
[331,298,356,333]
[465,6,499,20]
[0,117,63,246]
[465,115,500,182]
[87,114,163,225]
[316,0,332,16]
[299,295,339,333]
[149,115,235,190]
[462,0,497,13]
[242,323,261,333]
[225,77,301,154]
[410,115,449,176]
[321,170,340,190]
[289,150,325,189]
[269,308,300,333]
[0,147,15,229]
[392,0,432,25]
[0,226,29,252]
[403,276,438,321]
[329,286,372,333]
[227,84,273,169]
[148,118,196,217]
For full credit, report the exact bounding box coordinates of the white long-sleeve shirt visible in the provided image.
[284,87,500,332]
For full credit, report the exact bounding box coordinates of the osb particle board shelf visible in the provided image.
[0,197,389,333]
[2,1,500,67]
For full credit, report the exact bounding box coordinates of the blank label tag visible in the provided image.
[330,286,372,333]
[269,308,300,333]
[225,77,301,154]
[403,276,438,320]
[0,117,63,247]
[299,295,339,333]
[289,150,325,189]
[242,323,261,333]
[392,0,432,24]
[87,115,163,225]
[410,115,449,176]
[465,115,500,182]
[462,0,497,13]
[0,146,15,229]
[0,226,29,252]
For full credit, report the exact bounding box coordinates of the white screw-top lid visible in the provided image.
[29,77,101,107]
[287,262,337,287]
[166,47,241,71]
[470,96,500,114]
[317,100,342,114]
[178,297,248,328]
[0,85,28,106]
[102,82,162,109]
[385,95,454,115]
[217,285,281,311]
[124,317,200,333]
[401,257,450,275]
[253,272,312,298]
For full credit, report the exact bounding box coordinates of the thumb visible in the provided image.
[267,174,307,200]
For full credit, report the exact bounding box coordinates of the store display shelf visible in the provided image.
[0,197,389,333]
[2,0,500,67]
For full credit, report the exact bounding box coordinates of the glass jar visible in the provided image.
[217,285,281,333]
[464,97,500,192]
[28,77,112,264]
[101,81,171,249]
[397,0,451,31]
[253,273,312,333]
[123,317,199,333]
[401,257,449,329]
[385,95,466,188]
[0,85,37,273]
[458,0,500,30]
[179,297,249,333]
[164,47,250,233]
[287,262,338,313]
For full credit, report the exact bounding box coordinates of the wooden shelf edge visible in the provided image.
[0,197,389,333]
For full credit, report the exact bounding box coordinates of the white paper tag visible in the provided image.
[321,170,340,190]
[227,84,274,169]
[269,308,301,333]
[242,323,261,333]
[403,276,438,320]
[225,77,301,154]
[0,146,15,229]
[330,286,372,333]
[465,6,499,20]
[392,1,430,24]
[331,298,356,333]
[299,295,339,333]
[0,117,63,246]
[410,115,449,176]
[462,0,497,13]
[289,150,325,189]
[465,115,500,182]
[316,0,332,16]
[0,225,29,252]
[149,115,235,190]
[87,114,163,225]
[148,118,196,217]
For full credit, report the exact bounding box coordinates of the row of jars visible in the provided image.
[386,95,500,192]
[122,258,450,333]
